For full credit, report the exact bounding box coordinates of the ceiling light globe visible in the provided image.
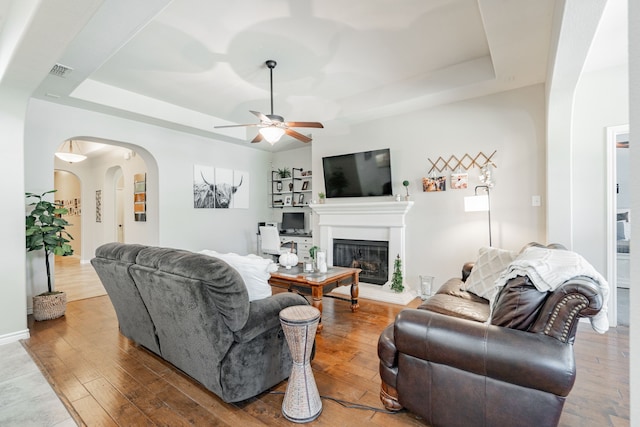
[55,152,87,163]
[259,127,285,144]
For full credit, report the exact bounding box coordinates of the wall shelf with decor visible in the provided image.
[269,167,312,208]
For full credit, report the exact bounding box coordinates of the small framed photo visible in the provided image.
[423,176,446,192]
[451,172,468,189]
[301,180,309,190]
[298,193,305,204]
[284,196,292,206]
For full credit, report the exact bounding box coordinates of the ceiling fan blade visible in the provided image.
[214,123,259,129]
[285,121,324,129]
[250,110,271,123]
[285,128,312,143]
[251,133,263,143]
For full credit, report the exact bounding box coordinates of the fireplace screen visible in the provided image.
[333,239,389,285]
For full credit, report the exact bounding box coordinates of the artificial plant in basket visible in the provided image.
[26,190,74,321]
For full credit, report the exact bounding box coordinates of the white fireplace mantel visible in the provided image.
[310,201,415,305]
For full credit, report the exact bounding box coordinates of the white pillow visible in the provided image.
[199,250,276,301]
[464,247,517,302]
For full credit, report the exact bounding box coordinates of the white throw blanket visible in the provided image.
[492,246,609,333]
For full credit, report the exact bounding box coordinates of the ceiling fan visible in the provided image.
[215,60,323,145]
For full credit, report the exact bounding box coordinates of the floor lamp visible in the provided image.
[464,185,492,246]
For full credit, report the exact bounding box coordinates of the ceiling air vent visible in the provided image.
[49,63,73,78]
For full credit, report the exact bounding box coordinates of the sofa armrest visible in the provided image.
[393,309,576,397]
[530,276,603,343]
[378,323,399,393]
[378,324,397,368]
[461,262,474,282]
[233,292,308,343]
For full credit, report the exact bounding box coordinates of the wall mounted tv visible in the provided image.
[322,148,392,198]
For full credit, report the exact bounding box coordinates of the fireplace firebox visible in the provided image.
[333,239,389,285]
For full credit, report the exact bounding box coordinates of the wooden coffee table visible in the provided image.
[269,265,361,332]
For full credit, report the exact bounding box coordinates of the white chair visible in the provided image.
[259,226,296,260]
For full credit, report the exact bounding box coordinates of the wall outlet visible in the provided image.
[532,195,541,207]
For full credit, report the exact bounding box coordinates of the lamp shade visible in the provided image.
[464,194,489,212]
[259,126,285,144]
[55,140,87,163]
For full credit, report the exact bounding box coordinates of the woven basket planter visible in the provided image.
[33,292,67,321]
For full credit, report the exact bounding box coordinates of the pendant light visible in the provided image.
[55,140,87,163]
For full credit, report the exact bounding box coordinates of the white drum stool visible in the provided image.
[279,305,322,423]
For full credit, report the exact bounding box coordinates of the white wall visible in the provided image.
[311,85,547,292]
[571,64,629,274]
[0,89,29,343]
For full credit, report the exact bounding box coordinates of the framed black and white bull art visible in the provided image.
[193,165,249,209]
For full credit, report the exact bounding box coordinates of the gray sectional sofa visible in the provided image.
[91,242,310,402]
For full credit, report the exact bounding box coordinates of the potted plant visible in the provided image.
[318,192,326,204]
[277,167,291,179]
[390,254,404,293]
[26,190,74,321]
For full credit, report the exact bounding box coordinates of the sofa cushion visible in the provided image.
[419,293,490,322]
[200,250,276,301]
[490,275,548,330]
[464,247,517,302]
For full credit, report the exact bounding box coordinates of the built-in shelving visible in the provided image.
[270,167,312,208]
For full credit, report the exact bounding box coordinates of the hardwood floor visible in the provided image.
[23,264,629,426]
[54,256,106,301]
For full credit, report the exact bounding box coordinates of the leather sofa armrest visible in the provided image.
[378,324,399,391]
[530,276,603,343]
[234,292,308,343]
[378,324,397,368]
[462,261,474,282]
[393,309,576,397]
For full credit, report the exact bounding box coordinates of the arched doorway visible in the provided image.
[110,166,125,243]
[52,139,158,301]
[53,170,82,256]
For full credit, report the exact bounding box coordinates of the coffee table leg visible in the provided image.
[350,281,360,312]
[311,286,324,332]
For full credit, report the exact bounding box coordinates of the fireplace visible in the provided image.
[310,201,415,305]
[333,239,389,285]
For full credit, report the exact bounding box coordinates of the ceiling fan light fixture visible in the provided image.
[55,140,87,163]
[259,126,285,144]
[214,59,322,144]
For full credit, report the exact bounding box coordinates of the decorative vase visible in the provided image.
[277,181,283,192]
[317,251,327,273]
[279,252,299,269]
[33,292,67,321]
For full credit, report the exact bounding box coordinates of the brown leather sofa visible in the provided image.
[378,244,604,427]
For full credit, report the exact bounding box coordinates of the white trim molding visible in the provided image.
[310,201,415,305]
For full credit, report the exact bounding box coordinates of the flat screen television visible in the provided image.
[281,212,305,232]
[322,148,392,198]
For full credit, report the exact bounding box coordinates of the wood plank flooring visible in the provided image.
[54,256,106,301]
[23,264,629,426]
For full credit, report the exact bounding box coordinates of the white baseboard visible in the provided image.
[0,329,30,345]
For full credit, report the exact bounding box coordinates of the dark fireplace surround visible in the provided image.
[332,239,389,285]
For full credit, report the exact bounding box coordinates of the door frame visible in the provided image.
[606,124,629,327]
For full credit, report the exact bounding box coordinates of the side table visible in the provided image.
[279,305,322,423]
